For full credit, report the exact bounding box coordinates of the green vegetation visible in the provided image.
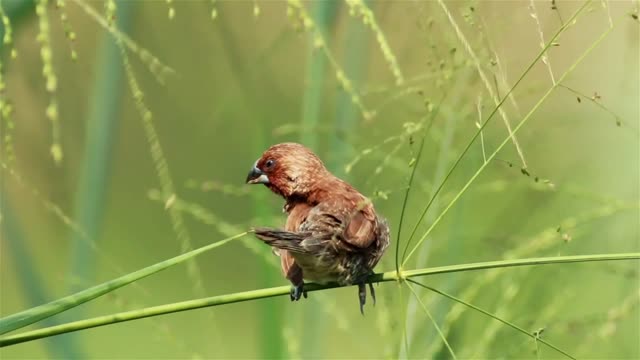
[1,0,638,359]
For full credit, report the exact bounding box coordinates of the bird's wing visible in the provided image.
[343,200,377,248]
[270,202,313,282]
[285,201,313,232]
[301,198,378,249]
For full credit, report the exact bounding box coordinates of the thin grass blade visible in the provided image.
[400,0,592,264]
[408,279,575,359]
[0,232,247,335]
[1,252,636,346]
[406,282,457,360]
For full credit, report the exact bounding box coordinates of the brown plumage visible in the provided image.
[246,142,390,313]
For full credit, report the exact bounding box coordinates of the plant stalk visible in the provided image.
[1,252,637,347]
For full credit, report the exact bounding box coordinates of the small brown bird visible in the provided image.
[246,142,390,313]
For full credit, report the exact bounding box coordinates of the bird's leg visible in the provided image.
[287,262,307,301]
[368,282,376,306]
[358,283,367,315]
[290,282,306,301]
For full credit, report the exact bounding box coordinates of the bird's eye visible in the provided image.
[265,159,275,169]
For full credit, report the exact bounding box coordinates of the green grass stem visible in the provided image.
[0,232,247,335]
[408,279,576,359]
[1,252,637,346]
[406,282,457,360]
[400,0,592,264]
[403,2,620,266]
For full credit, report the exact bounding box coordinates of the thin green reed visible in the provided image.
[401,0,593,265]
[2,253,637,347]
[408,279,577,360]
[146,192,359,342]
[0,232,247,335]
[403,76,472,357]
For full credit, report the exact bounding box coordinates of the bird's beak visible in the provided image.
[246,165,269,185]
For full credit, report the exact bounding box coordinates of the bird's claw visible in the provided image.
[357,282,376,315]
[290,284,307,301]
[358,283,367,315]
[369,282,376,306]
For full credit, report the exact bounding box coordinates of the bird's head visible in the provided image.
[245,142,328,198]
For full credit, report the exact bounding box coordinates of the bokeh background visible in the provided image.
[1,0,638,358]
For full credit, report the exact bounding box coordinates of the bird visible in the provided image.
[245,142,390,314]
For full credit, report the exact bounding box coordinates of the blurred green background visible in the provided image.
[1,0,638,358]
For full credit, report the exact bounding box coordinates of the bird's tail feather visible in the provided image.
[252,227,308,254]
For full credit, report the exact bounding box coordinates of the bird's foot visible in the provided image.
[369,282,376,306]
[358,283,367,315]
[290,283,307,301]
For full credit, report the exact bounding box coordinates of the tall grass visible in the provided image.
[0,1,638,358]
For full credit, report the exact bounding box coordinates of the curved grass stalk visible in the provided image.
[1,253,637,346]
[395,92,449,273]
[403,82,472,356]
[467,276,524,358]
[0,166,208,356]
[408,279,576,360]
[148,190,279,268]
[395,134,425,273]
[147,192,356,334]
[426,203,637,357]
[400,0,592,264]
[0,232,248,335]
[403,6,620,265]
